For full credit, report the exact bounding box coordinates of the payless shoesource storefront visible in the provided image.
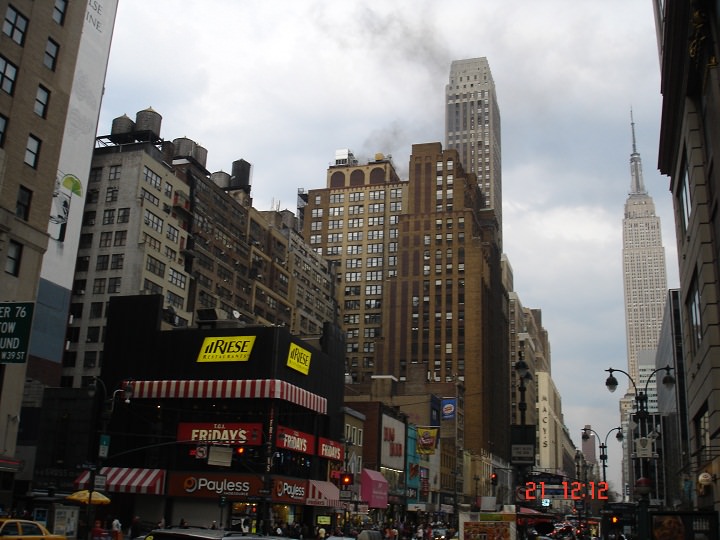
[166,472,344,530]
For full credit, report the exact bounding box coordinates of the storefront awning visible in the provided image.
[306,480,342,507]
[75,467,166,495]
[361,468,388,509]
[126,379,327,414]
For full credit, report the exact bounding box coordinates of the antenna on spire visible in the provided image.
[631,107,638,155]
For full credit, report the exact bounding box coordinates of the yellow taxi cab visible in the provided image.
[0,519,67,540]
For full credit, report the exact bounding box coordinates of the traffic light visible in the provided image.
[235,446,246,457]
[340,473,354,486]
[610,515,619,525]
[490,473,498,485]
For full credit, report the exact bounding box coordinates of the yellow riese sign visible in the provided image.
[197,336,257,362]
[287,342,312,375]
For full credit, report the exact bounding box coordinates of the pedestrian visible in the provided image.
[111,517,122,540]
[130,517,142,539]
[92,520,107,540]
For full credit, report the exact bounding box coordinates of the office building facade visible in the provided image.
[444,57,502,246]
[0,0,117,505]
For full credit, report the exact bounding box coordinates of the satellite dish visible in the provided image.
[232,310,241,319]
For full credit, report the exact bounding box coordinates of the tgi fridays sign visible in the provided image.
[276,425,315,456]
[177,422,264,445]
[318,437,344,462]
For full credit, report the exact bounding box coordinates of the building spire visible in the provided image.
[629,108,646,195]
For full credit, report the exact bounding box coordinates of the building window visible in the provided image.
[0,55,17,95]
[89,167,102,183]
[108,277,121,294]
[5,240,22,276]
[102,209,115,225]
[75,256,90,272]
[95,255,109,271]
[146,255,166,278]
[16,186,31,220]
[117,208,130,223]
[53,0,67,24]
[144,210,163,233]
[24,135,41,167]
[105,187,118,203]
[44,38,60,70]
[34,85,50,117]
[3,5,28,45]
[168,268,186,289]
[143,166,161,189]
[166,224,179,243]
[110,254,124,270]
[113,230,127,246]
[108,165,122,181]
[89,302,103,318]
[86,327,101,343]
[99,232,112,247]
[0,113,6,147]
[688,275,702,352]
[92,278,106,294]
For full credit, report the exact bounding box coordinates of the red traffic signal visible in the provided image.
[490,473,498,485]
[340,473,354,486]
[235,446,246,456]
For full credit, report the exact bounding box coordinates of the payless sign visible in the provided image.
[197,336,256,362]
[287,342,311,375]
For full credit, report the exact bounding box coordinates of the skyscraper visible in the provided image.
[622,114,668,386]
[444,57,502,246]
[620,114,668,496]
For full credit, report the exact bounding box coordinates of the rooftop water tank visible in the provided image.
[134,107,162,141]
[193,145,208,168]
[230,159,252,192]
[173,137,196,158]
[109,114,135,143]
[211,171,231,188]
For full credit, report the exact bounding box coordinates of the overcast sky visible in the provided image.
[97,0,678,493]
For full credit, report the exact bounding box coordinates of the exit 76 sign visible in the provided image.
[0,302,35,364]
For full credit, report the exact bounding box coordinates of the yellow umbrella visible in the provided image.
[66,490,111,505]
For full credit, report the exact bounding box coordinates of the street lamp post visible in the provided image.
[85,378,133,538]
[581,426,623,484]
[604,365,675,537]
[515,355,533,426]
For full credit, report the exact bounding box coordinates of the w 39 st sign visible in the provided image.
[0,302,34,364]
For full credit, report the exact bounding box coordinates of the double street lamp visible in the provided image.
[83,378,134,538]
[604,364,675,539]
[581,426,623,484]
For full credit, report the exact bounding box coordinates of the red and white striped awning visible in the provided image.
[75,467,165,495]
[126,379,327,414]
[306,480,342,508]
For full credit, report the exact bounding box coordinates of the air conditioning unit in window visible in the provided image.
[77,290,85,295]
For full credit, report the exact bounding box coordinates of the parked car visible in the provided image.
[0,519,67,540]
[432,529,448,540]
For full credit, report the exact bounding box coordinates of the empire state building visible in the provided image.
[622,114,668,388]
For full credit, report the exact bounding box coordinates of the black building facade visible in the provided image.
[40,294,346,533]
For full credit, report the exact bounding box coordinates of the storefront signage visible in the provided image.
[287,342,312,374]
[177,422,263,445]
[166,471,264,498]
[318,437,344,461]
[196,335,256,362]
[272,476,307,503]
[277,425,315,456]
